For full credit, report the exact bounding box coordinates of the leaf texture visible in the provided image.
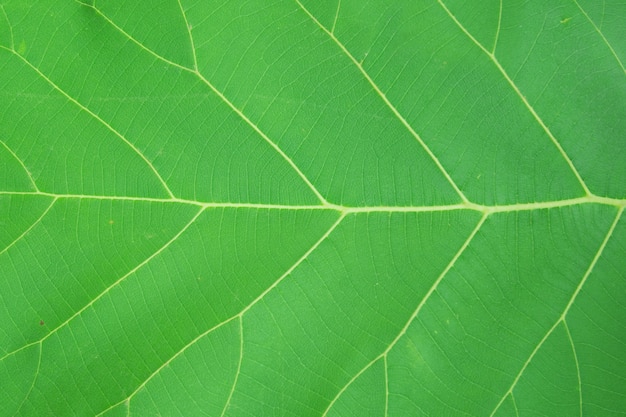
[0,0,625,416]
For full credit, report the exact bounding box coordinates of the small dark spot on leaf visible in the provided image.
[40,320,45,326]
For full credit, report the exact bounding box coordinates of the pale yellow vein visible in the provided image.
[489,207,623,416]
[0,138,39,192]
[1,47,177,199]
[437,0,593,197]
[573,0,626,74]
[295,0,470,205]
[76,2,330,206]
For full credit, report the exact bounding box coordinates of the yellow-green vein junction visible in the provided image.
[489,207,624,416]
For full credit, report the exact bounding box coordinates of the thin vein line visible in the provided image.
[77,2,329,206]
[563,319,583,417]
[489,207,623,416]
[176,0,198,71]
[384,354,389,417]
[0,4,14,50]
[331,0,341,34]
[13,342,42,416]
[0,138,39,192]
[220,316,244,417]
[511,392,520,417]
[0,196,56,257]
[573,0,625,73]
[2,46,176,199]
[601,0,606,28]
[492,0,502,54]
[437,0,592,197]
[295,0,470,205]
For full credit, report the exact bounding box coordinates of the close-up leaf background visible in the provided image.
[1,0,625,415]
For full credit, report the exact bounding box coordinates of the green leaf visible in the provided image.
[1,0,625,416]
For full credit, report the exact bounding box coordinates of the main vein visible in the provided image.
[1,191,624,214]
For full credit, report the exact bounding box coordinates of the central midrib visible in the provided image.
[2,191,624,214]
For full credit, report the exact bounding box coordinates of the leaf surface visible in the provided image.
[1,0,625,416]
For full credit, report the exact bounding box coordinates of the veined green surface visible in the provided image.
[0,0,625,416]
